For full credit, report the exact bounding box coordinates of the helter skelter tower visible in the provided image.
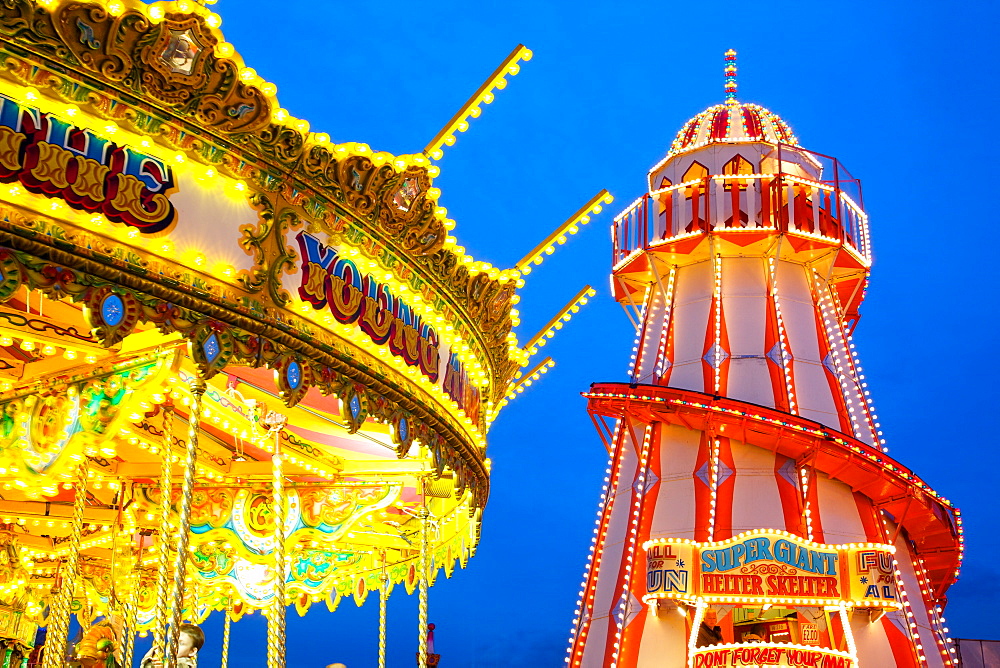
[567,52,963,668]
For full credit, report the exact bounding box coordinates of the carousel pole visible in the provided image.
[123,484,143,668]
[266,413,288,668]
[220,611,231,668]
[41,460,88,668]
[165,380,206,668]
[153,401,175,659]
[417,483,430,668]
[378,565,388,668]
[121,567,138,668]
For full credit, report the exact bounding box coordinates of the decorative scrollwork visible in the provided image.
[740,563,798,576]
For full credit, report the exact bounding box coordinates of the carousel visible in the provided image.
[0,0,610,666]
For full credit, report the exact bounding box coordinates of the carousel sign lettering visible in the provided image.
[296,231,442,381]
[0,93,176,233]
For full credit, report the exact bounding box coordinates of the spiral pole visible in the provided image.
[153,402,175,658]
[122,588,137,668]
[220,611,231,668]
[417,501,429,668]
[41,461,88,668]
[378,572,388,668]
[165,380,206,668]
[267,417,287,668]
[122,521,142,668]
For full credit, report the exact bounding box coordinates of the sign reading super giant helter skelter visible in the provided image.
[643,530,900,608]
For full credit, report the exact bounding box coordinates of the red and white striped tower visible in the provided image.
[567,51,962,668]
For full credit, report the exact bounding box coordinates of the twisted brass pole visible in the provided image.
[153,402,175,659]
[267,416,287,668]
[42,461,88,668]
[165,380,206,668]
[378,571,388,668]
[220,611,231,668]
[417,497,429,668]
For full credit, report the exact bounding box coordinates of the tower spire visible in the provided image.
[724,48,738,104]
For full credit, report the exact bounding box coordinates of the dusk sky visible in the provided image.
[129,1,999,665]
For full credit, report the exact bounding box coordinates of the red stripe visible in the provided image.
[658,273,676,387]
[570,424,630,662]
[811,292,854,435]
[619,423,663,665]
[713,436,736,540]
[774,455,805,534]
[710,109,730,139]
[601,427,646,665]
[693,433,712,542]
[764,285,790,412]
[882,614,921,667]
[853,491,885,541]
[803,467,825,543]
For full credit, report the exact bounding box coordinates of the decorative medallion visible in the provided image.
[160,28,204,76]
[203,333,221,363]
[342,390,365,434]
[0,251,22,302]
[391,177,420,212]
[100,294,125,327]
[275,355,311,408]
[84,287,141,347]
[352,576,368,606]
[189,322,234,379]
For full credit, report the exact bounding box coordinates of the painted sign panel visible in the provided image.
[644,531,897,606]
[691,644,854,668]
[0,93,176,232]
[292,230,482,422]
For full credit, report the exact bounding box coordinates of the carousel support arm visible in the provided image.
[165,380,206,668]
[41,460,88,668]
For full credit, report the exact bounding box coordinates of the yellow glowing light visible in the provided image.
[516,190,613,273]
[424,44,532,160]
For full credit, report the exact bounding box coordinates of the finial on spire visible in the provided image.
[724,49,738,105]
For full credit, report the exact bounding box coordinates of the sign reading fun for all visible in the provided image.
[644,530,898,606]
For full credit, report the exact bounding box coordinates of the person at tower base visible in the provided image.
[696,609,725,647]
[140,624,205,668]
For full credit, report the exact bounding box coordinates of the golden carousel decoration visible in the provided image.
[0,0,612,665]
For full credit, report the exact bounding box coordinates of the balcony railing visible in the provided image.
[613,145,870,267]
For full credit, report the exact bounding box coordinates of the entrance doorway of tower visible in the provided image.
[732,606,800,644]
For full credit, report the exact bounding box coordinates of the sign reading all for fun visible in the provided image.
[644,530,898,607]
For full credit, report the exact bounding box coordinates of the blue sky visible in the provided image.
[138,1,999,664]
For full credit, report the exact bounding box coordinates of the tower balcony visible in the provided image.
[612,145,870,272]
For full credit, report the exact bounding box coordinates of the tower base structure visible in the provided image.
[567,384,959,667]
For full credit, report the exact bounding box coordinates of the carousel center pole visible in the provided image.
[41,460,88,668]
[165,380,206,668]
